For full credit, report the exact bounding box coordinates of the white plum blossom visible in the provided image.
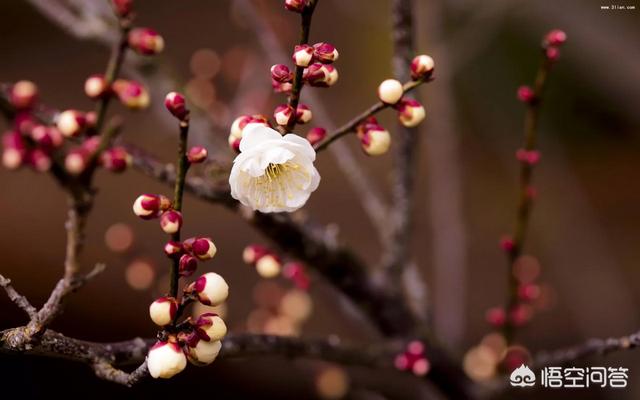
[229,124,320,213]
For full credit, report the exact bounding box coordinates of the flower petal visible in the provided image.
[240,124,282,152]
[282,134,316,161]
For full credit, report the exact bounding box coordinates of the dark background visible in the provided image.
[1,0,639,399]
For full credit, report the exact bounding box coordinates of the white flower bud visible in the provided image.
[195,313,227,341]
[292,44,314,67]
[187,339,222,366]
[397,99,426,127]
[410,55,435,80]
[190,272,229,306]
[360,127,391,156]
[377,79,404,104]
[57,110,86,138]
[149,297,178,326]
[255,254,282,278]
[147,340,187,379]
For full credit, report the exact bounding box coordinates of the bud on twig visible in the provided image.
[147,339,187,379]
[29,149,52,172]
[243,244,268,264]
[292,44,314,67]
[189,237,217,261]
[377,79,404,104]
[164,241,183,258]
[160,210,183,234]
[194,313,227,341]
[56,110,87,138]
[149,296,178,326]
[84,74,109,100]
[396,98,425,127]
[270,64,293,83]
[2,131,26,170]
[187,339,222,366]
[187,272,229,306]
[113,79,150,110]
[164,92,189,121]
[274,104,295,126]
[284,0,308,13]
[312,42,339,64]
[517,85,536,104]
[133,194,169,219]
[255,254,282,278]
[187,146,208,164]
[64,148,88,176]
[306,127,326,146]
[30,125,63,150]
[9,80,38,110]
[359,125,391,156]
[295,104,312,124]
[179,254,198,277]
[100,147,132,172]
[228,115,270,152]
[410,55,435,81]
[303,63,338,87]
[128,28,164,55]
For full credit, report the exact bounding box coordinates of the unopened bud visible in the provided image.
[270,64,293,83]
[30,125,63,150]
[188,272,229,306]
[129,28,164,55]
[64,148,88,176]
[396,98,425,127]
[160,210,183,234]
[306,127,326,146]
[377,79,404,104]
[229,115,270,152]
[292,44,314,67]
[133,194,163,219]
[255,254,282,278]
[272,80,293,94]
[545,46,561,62]
[179,254,198,277]
[28,149,52,172]
[111,0,133,17]
[410,55,435,80]
[499,236,515,253]
[84,74,109,100]
[359,125,391,156]
[544,29,567,47]
[100,147,131,172]
[10,80,38,110]
[187,146,208,164]
[190,237,217,261]
[2,131,27,170]
[147,339,187,379]
[312,42,338,63]
[149,296,178,326]
[304,63,338,87]
[296,104,312,124]
[274,104,295,126]
[242,244,268,264]
[56,110,87,138]
[517,85,536,103]
[194,313,227,341]
[164,241,183,258]
[113,79,150,110]
[187,339,222,366]
[164,92,189,120]
[515,149,540,165]
[284,0,308,13]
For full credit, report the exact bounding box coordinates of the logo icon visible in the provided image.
[510,364,536,387]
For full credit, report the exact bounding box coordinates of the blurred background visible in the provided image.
[0,0,639,399]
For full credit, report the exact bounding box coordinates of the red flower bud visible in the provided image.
[312,42,338,64]
[113,79,150,110]
[274,104,295,126]
[179,254,198,277]
[100,147,131,173]
[295,103,312,124]
[544,29,567,47]
[515,149,540,165]
[128,28,164,56]
[303,63,338,87]
[187,146,208,164]
[499,235,515,253]
[306,127,326,146]
[10,81,38,110]
[270,64,293,83]
[229,115,270,152]
[516,85,536,103]
[410,54,435,80]
[160,210,183,234]
[133,194,167,219]
[30,125,63,150]
[189,237,217,261]
[284,0,308,13]
[545,46,561,62]
[164,92,189,120]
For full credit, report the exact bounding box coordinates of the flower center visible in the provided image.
[248,161,309,209]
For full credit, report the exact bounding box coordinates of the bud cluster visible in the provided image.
[542,29,567,62]
[1,81,131,175]
[394,340,431,376]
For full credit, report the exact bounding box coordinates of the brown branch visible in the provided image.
[0,275,37,319]
[380,0,420,286]
[313,79,429,152]
[284,0,319,133]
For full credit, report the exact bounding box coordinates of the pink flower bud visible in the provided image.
[187,339,222,366]
[64,148,88,176]
[164,92,189,120]
[274,104,295,126]
[149,296,178,326]
[295,103,312,124]
[10,80,38,110]
[396,98,425,127]
[255,254,282,278]
[100,147,131,173]
[517,85,536,103]
[515,149,540,165]
[485,307,506,327]
[194,313,227,341]
[111,0,133,17]
[56,110,87,138]
[545,46,560,62]
[188,272,229,306]
[160,210,183,234]
[292,44,314,67]
[84,74,109,100]
[164,241,183,258]
[128,28,165,55]
[113,79,150,110]
[187,146,208,164]
[410,54,435,80]
[284,0,308,13]
[30,125,63,150]
[518,284,541,302]
[359,125,391,156]
[377,79,404,104]
[147,339,187,379]
[2,131,27,170]
[544,29,567,47]
[270,64,293,83]
[283,262,310,290]
[306,127,326,146]
[312,42,339,64]
[303,63,338,87]
[28,149,52,172]
[272,80,293,94]
[133,194,162,219]
[14,112,36,135]
[179,254,198,277]
[499,235,515,253]
[412,358,431,376]
[189,237,217,261]
[242,244,268,264]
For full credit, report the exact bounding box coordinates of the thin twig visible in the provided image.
[0,275,38,319]
[284,0,319,133]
